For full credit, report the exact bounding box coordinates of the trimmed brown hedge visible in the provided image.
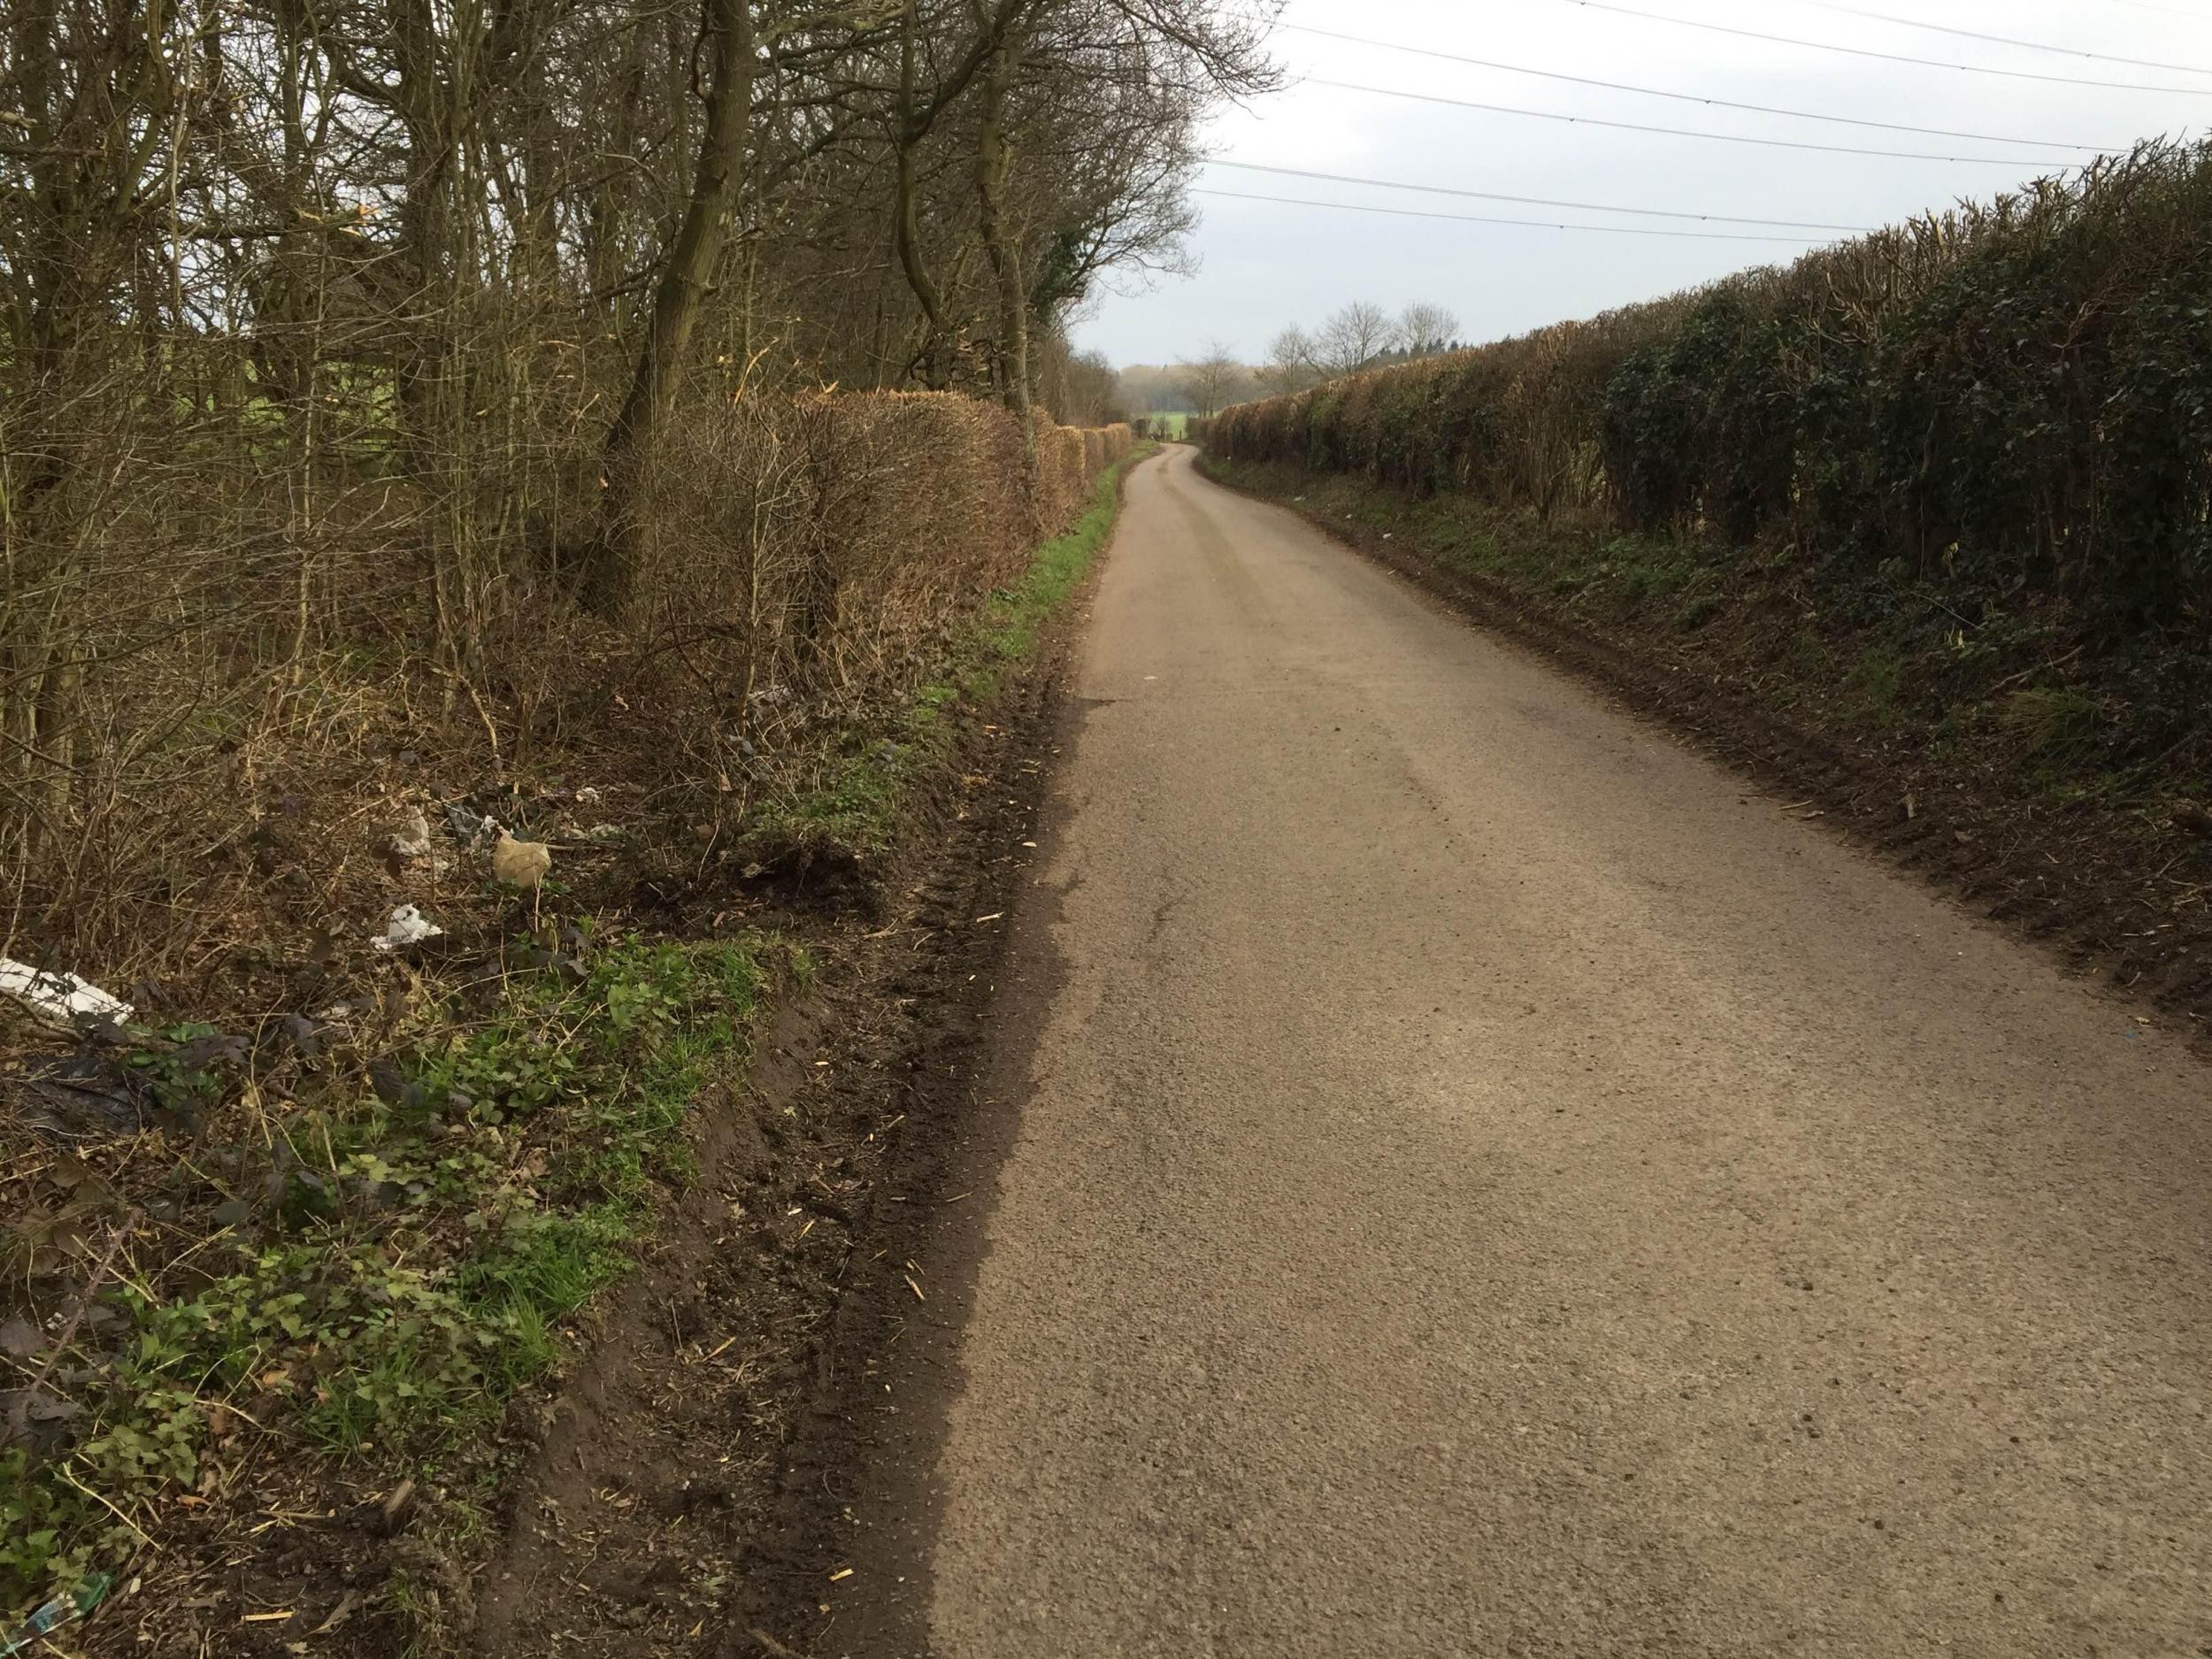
[642,394,1132,695]
[1,386,1129,995]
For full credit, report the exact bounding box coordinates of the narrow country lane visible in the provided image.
[920,445,2212,1657]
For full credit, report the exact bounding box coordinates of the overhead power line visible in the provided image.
[1791,0,2212,76]
[1309,78,2078,167]
[1554,0,2212,96]
[2108,0,2212,18]
[1194,188,1829,243]
[1275,24,2123,151]
[1208,159,1872,232]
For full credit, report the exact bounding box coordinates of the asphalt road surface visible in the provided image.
[924,445,2212,1657]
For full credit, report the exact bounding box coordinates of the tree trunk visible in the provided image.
[973,29,1030,424]
[584,0,757,615]
[892,0,951,389]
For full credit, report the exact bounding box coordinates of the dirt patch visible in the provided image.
[435,590,1087,1659]
[6,445,1145,1659]
[1202,459,2212,1048]
[88,631,1090,1659]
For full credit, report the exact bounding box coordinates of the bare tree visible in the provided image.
[1258,325,1318,395]
[1314,301,1399,376]
[1179,340,1246,419]
[1399,302,1461,358]
[1041,341,1128,426]
[0,0,1279,959]
[587,0,761,612]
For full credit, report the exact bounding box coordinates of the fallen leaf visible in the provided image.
[492,831,552,889]
[311,1592,358,1636]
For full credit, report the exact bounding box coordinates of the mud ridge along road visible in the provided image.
[822,445,2212,1658]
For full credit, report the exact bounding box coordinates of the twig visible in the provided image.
[1985,644,2085,695]
[52,1459,156,1548]
[10,1210,139,1440]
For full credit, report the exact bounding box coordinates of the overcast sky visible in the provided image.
[1073,0,2212,367]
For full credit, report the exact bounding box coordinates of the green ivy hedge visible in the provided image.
[1210,142,2212,643]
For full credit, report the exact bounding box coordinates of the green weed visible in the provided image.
[740,447,1148,866]
[3,934,775,1615]
[1676,591,1724,632]
[1844,644,1908,728]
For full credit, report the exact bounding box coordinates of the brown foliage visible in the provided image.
[0,383,1128,1010]
[0,0,1230,1000]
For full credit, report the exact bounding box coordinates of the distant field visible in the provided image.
[1144,411,1192,438]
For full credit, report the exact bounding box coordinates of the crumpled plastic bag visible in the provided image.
[0,958,134,1028]
[371,904,445,953]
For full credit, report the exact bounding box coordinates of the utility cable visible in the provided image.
[1209,159,1873,231]
[2108,0,2212,19]
[1789,0,2212,76]
[1309,77,2079,167]
[1194,188,1831,242]
[1276,24,2124,151]
[1553,0,2212,96]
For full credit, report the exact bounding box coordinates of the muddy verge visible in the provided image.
[430,603,1082,1659]
[1204,461,2212,1048]
[57,574,1090,1659]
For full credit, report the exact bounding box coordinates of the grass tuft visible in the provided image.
[737,445,1150,868]
[3,933,779,1613]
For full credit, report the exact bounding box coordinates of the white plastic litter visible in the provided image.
[0,958,134,1025]
[372,904,445,952]
[391,807,433,858]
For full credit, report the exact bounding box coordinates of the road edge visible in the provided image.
[1196,454,2212,1053]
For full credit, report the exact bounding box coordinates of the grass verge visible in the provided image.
[1202,455,2211,816]
[3,442,1148,1644]
[3,929,789,1626]
[741,444,1151,867]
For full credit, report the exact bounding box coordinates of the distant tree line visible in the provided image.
[1102,303,1464,428]
[1257,302,1463,395]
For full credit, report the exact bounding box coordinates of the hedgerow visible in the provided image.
[1210,141,2212,646]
